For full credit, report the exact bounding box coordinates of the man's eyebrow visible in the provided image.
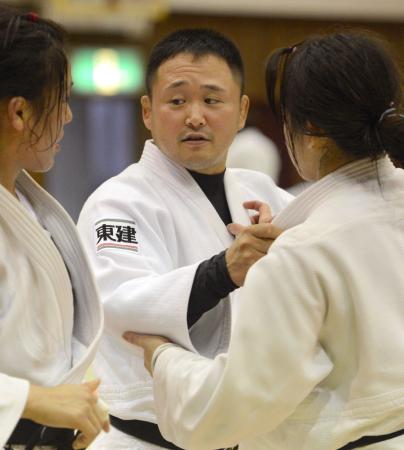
[166,80,188,90]
[201,84,226,92]
[165,81,226,92]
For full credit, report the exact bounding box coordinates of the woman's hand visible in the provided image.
[22,379,109,449]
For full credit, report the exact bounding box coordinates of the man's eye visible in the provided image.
[170,99,185,105]
[205,98,220,104]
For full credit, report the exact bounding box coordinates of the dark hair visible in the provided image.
[0,5,68,143]
[145,28,245,95]
[266,30,404,167]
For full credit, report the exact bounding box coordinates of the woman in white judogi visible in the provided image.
[0,7,106,450]
[125,31,404,449]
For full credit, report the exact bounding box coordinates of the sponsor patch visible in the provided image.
[95,219,139,253]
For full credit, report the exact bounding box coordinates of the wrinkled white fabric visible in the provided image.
[78,140,291,448]
[153,158,404,450]
[0,171,103,447]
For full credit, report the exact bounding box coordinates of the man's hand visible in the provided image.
[123,332,171,375]
[22,379,110,449]
[226,222,283,286]
[244,200,273,225]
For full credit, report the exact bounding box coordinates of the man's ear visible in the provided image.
[141,95,152,131]
[7,97,28,132]
[238,94,250,131]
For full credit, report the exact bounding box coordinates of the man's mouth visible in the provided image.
[181,134,210,143]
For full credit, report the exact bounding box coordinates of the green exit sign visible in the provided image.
[71,47,144,95]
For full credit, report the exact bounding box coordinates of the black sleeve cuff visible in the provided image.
[187,250,238,328]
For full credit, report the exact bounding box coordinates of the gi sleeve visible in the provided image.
[152,242,333,449]
[0,373,29,448]
[77,191,207,351]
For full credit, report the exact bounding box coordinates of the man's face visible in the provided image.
[141,52,249,174]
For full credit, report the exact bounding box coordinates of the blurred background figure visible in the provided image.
[227,126,281,183]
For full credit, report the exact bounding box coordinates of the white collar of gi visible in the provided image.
[138,139,250,242]
[272,156,396,230]
[140,139,196,186]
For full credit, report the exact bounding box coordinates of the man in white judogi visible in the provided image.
[78,28,291,449]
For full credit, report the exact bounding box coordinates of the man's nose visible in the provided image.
[185,104,206,128]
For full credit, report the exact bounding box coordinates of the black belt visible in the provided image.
[6,419,77,450]
[110,415,237,450]
[110,415,183,449]
[338,428,404,449]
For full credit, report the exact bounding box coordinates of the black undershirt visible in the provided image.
[187,169,238,328]
[188,170,233,225]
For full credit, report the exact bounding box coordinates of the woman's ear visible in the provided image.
[7,97,28,132]
[305,120,323,135]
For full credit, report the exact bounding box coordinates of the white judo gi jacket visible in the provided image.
[77,140,291,428]
[152,157,404,450]
[0,171,103,448]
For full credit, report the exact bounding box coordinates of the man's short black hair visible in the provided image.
[145,28,245,95]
